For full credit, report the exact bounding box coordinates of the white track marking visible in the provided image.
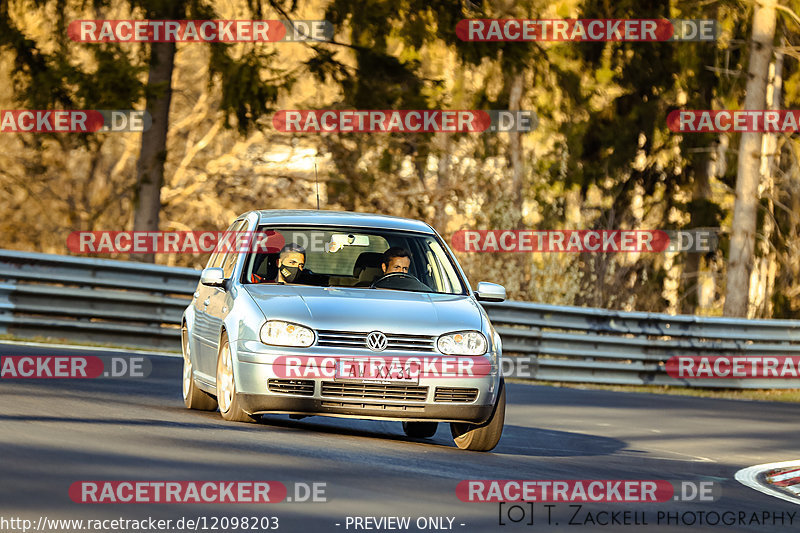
[736,460,800,506]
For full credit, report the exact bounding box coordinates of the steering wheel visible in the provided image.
[370,272,417,287]
[370,272,432,293]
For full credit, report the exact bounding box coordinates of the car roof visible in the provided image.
[248,209,436,234]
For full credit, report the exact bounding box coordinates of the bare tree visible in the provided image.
[508,69,525,229]
[132,41,176,263]
[724,0,777,317]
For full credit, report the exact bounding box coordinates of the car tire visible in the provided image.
[450,379,505,452]
[182,325,217,411]
[402,421,438,438]
[216,333,256,423]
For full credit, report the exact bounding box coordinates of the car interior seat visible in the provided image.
[353,252,384,287]
[251,252,278,282]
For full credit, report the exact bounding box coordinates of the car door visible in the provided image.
[200,219,248,376]
[191,247,224,383]
[192,220,240,379]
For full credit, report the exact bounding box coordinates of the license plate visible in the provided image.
[334,358,421,384]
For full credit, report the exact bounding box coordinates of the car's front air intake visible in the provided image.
[434,387,479,403]
[267,379,315,396]
[321,381,429,402]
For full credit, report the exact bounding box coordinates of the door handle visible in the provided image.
[203,298,210,306]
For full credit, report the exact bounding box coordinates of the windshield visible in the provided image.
[241,226,467,295]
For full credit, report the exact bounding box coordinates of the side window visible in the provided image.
[221,220,247,279]
[425,238,465,294]
[425,249,446,292]
[207,251,223,269]
[206,220,242,269]
[221,251,238,279]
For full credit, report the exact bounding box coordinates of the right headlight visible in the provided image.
[437,330,487,355]
[260,320,315,347]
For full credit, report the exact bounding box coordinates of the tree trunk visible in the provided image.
[132,41,176,263]
[754,44,783,317]
[723,0,777,317]
[433,131,451,234]
[682,153,712,314]
[508,69,524,229]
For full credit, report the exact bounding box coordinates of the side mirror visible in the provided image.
[200,267,225,287]
[474,281,506,302]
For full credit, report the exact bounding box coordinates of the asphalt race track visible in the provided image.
[2,342,800,533]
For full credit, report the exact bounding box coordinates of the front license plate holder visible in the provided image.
[334,358,421,385]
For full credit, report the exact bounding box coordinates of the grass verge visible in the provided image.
[0,334,180,354]
[508,379,800,403]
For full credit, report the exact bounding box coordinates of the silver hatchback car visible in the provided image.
[182,210,507,451]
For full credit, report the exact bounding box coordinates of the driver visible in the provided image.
[372,246,432,292]
[380,247,411,274]
[276,243,306,284]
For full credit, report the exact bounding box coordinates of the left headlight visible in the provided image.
[437,330,487,355]
[260,320,315,347]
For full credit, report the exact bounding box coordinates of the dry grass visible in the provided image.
[508,378,800,403]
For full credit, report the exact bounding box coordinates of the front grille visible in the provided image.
[267,379,315,396]
[434,387,479,403]
[316,330,436,352]
[321,381,429,402]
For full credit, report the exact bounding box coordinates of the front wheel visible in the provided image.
[216,334,256,423]
[450,379,505,452]
[182,326,217,411]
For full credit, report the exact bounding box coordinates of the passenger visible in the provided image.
[276,243,306,284]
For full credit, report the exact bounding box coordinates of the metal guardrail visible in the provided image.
[0,249,197,348]
[1,249,799,388]
[483,301,800,388]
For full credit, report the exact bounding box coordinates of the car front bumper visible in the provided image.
[237,393,495,424]
[233,342,501,424]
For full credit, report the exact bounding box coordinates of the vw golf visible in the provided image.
[182,210,507,451]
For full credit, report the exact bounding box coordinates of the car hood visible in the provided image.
[244,285,483,335]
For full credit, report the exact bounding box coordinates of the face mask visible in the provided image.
[279,265,300,283]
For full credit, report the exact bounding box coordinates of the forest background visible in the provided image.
[1,0,797,319]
